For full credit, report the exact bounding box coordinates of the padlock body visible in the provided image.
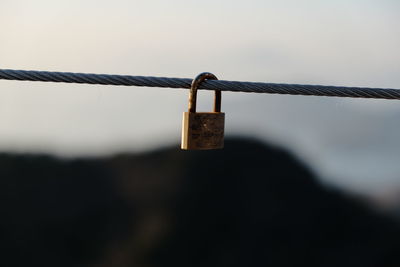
[181,112,225,150]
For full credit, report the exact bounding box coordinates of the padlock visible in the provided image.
[181,72,225,150]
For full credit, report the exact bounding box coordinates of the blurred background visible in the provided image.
[3,1,400,266]
[1,0,400,211]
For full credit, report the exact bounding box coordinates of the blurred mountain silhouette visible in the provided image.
[0,137,399,267]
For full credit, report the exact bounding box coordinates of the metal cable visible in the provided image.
[1,69,400,100]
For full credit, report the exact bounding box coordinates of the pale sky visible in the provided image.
[1,0,400,193]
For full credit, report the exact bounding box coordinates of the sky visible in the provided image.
[1,0,400,194]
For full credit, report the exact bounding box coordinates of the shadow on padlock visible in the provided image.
[181,73,225,150]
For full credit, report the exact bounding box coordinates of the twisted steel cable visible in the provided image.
[1,69,400,100]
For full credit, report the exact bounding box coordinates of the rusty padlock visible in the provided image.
[181,72,225,150]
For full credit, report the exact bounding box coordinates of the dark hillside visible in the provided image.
[0,138,399,266]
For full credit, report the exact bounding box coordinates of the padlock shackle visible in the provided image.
[188,72,221,113]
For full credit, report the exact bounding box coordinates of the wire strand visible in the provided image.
[1,69,400,100]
